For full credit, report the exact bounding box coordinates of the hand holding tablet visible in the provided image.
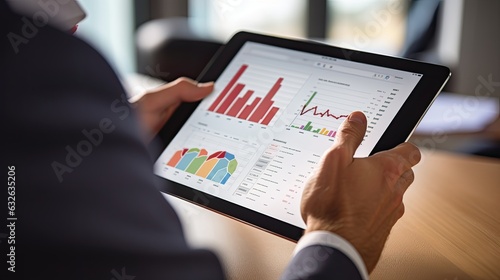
[301,111,421,272]
[153,32,450,241]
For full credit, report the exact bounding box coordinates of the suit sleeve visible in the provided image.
[281,245,363,280]
[2,7,224,280]
[282,231,368,279]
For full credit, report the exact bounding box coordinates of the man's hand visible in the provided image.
[133,78,214,140]
[301,111,421,273]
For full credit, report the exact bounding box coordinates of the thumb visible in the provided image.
[169,78,214,102]
[332,111,367,158]
[144,78,214,105]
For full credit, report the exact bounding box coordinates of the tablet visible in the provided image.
[153,31,450,241]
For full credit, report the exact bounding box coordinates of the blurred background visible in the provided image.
[75,0,500,158]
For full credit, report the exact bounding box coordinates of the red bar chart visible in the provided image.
[208,64,283,126]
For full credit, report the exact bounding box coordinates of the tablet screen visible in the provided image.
[154,41,423,229]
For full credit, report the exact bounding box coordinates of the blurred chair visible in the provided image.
[135,17,223,82]
[400,0,442,61]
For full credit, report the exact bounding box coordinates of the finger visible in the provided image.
[372,142,420,181]
[329,111,367,159]
[391,203,405,225]
[396,169,415,194]
[385,202,406,231]
[147,77,214,106]
[387,142,421,168]
[176,79,214,102]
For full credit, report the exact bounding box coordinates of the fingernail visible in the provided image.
[348,113,365,124]
[198,82,214,87]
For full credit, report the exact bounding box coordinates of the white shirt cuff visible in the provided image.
[294,231,369,280]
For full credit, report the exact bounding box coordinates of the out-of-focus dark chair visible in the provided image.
[135,17,223,82]
[401,0,444,138]
[400,0,442,61]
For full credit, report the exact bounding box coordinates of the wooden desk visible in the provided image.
[166,151,500,280]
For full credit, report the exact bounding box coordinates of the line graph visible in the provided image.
[290,87,367,137]
[299,92,349,120]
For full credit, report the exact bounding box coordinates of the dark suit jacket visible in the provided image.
[1,1,362,279]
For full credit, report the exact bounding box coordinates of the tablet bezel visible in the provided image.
[154,31,451,242]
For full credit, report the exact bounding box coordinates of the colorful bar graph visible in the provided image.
[291,121,338,138]
[207,64,283,126]
[167,148,238,185]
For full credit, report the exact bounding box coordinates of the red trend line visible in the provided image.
[300,105,348,119]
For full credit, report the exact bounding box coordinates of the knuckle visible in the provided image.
[411,148,422,165]
[401,169,415,186]
[174,77,195,87]
[384,153,413,180]
[175,77,190,83]
[324,145,349,163]
[403,143,422,165]
[326,145,345,157]
[381,156,400,177]
[384,152,399,168]
[392,187,404,206]
[398,203,405,218]
[384,169,399,185]
[407,170,415,183]
[339,124,364,140]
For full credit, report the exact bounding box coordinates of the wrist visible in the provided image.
[304,216,346,235]
[305,217,361,253]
